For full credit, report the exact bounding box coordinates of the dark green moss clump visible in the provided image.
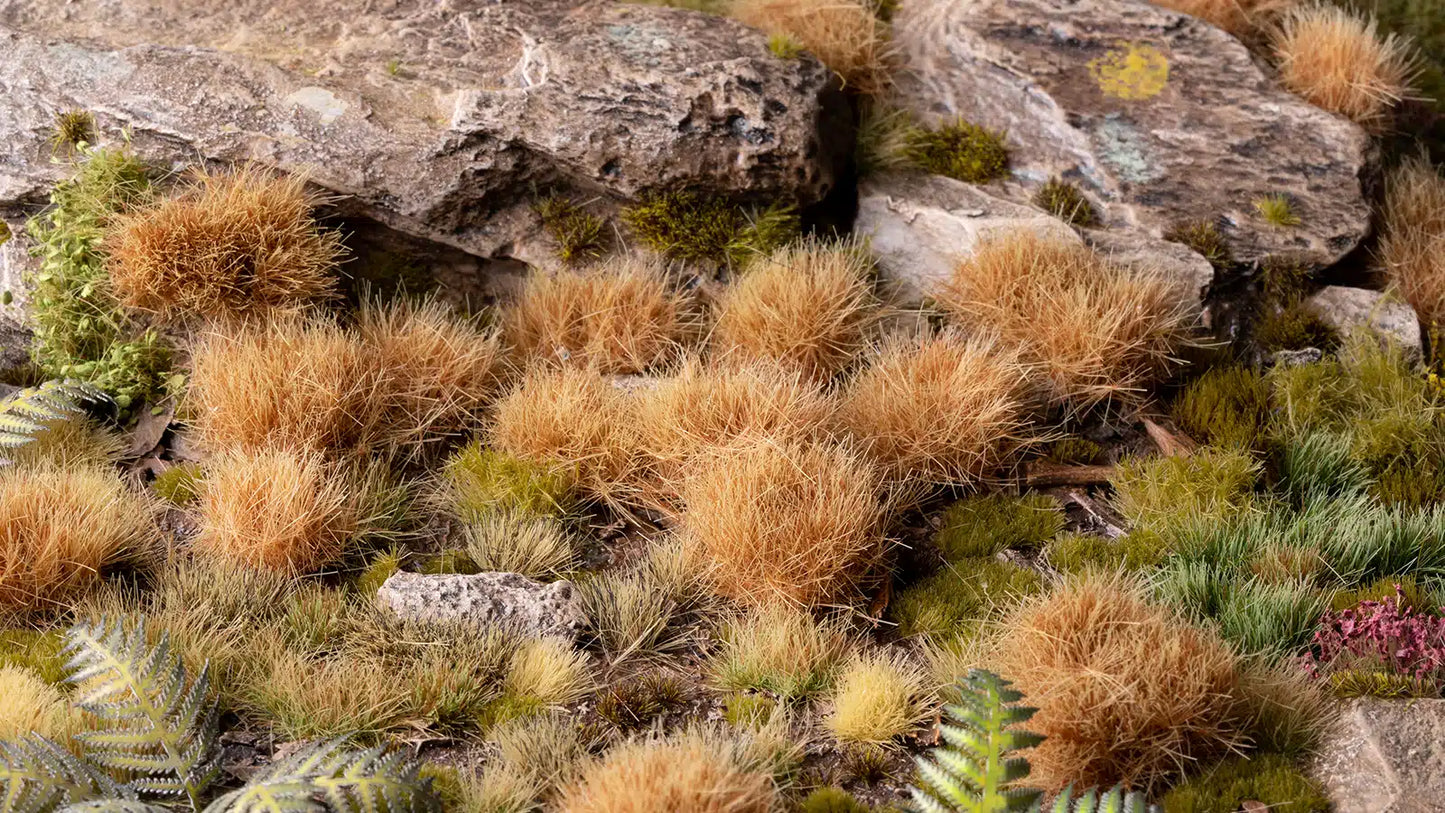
[1160,754,1329,813]
[1255,302,1339,353]
[623,191,797,265]
[50,109,95,154]
[535,196,608,265]
[890,558,1043,638]
[1165,219,1232,270]
[152,462,204,506]
[800,787,872,813]
[933,493,1064,560]
[903,119,1009,184]
[1032,178,1098,227]
[1172,365,1271,450]
[1046,436,1103,465]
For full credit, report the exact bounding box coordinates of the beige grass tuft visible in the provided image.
[988,573,1247,792]
[107,165,342,322]
[681,437,886,607]
[1377,156,1445,327]
[559,728,776,813]
[195,448,358,574]
[712,239,880,382]
[730,0,892,95]
[1272,4,1418,128]
[0,666,71,740]
[824,648,931,744]
[0,464,152,616]
[489,365,642,510]
[506,259,699,374]
[839,330,1032,489]
[1150,0,1294,38]
[936,231,1194,410]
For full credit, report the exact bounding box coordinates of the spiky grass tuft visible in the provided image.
[151,463,204,506]
[825,649,931,745]
[107,166,343,322]
[934,493,1065,561]
[988,574,1247,792]
[1376,156,1445,327]
[558,728,777,813]
[463,510,576,578]
[1164,219,1233,269]
[712,239,880,382]
[439,442,574,521]
[1272,4,1419,128]
[1253,193,1302,227]
[890,558,1044,639]
[622,192,796,265]
[0,463,152,617]
[50,109,96,153]
[937,231,1195,409]
[1111,448,1259,534]
[1171,365,1270,450]
[195,448,358,574]
[535,196,608,265]
[1034,178,1099,227]
[709,604,850,699]
[505,259,699,374]
[680,438,886,607]
[730,0,892,95]
[488,365,642,511]
[838,331,1032,490]
[903,119,1009,184]
[0,666,70,740]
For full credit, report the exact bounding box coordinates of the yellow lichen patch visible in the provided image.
[1090,43,1170,101]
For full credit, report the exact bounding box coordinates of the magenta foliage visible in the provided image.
[1305,586,1445,686]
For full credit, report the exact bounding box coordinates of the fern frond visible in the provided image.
[203,740,439,813]
[1047,786,1147,813]
[59,802,172,813]
[0,737,119,813]
[909,669,1044,813]
[63,619,219,810]
[0,380,107,461]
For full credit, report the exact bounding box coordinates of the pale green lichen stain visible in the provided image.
[1092,117,1164,184]
[1089,43,1169,101]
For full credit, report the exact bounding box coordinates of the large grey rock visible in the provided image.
[376,571,586,639]
[1312,698,1445,812]
[0,0,845,262]
[1305,286,1423,360]
[856,172,1213,311]
[889,0,1374,269]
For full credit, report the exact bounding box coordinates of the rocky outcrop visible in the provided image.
[376,571,586,639]
[856,172,1214,310]
[1312,698,1445,812]
[889,0,1375,269]
[1305,286,1423,359]
[0,0,846,263]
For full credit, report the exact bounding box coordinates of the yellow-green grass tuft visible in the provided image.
[0,463,152,617]
[622,191,796,265]
[152,463,204,506]
[505,259,699,374]
[890,558,1044,639]
[1164,219,1233,269]
[439,442,575,521]
[535,196,608,265]
[50,109,96,153]
[680,438,886,607]
[4,415,126,470]
[1255,301,1339,352]
[1253,193,1302,227]
[937,231,1195,409]
[504,637,593,709]
[903,119,1009,184]
[838,331,1032,490]
[709,604,850,699]
[106,165,343,322]
[0,628,69,685]
[0,665,70,740]
[713,238,880,382]
[824,649,931,745]
[463,510,576,578]
[1047,437,1104,465]
[1158,754,1330,813]
[1172,365,1271,450]
[1111,448,1259,534]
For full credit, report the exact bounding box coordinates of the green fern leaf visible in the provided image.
[204,740,439,813]
[1046,786,1147,813]
[59,802,172,813]
[63,619,219,810]
[0,380,107,463]
[0,737,120,813]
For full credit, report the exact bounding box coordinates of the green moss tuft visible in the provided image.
[152,462,203,506]
[1160,754,1329,813]
[1253,194,1302,228]
[441,442,574,521]
[418,764,466,810]
[1328,668,1437,698]
[768,33,805,59]
[1172,364,1271,450]
[1260,255,1312,306]
[1032,178,1098,227]
[801,787,872,813]
[903,119,1009,184]
[419,550,481,575]
[933,493,1064,561]
[535,196,608,265]
[353,547,404,595]
[1165,219,1232,269]
[1330,575,1438,612]
[623,191,797,265]
[890,557,1042,639]
[1255,301,1339,353]
[1111,449,1259,533]
[1046,436,1104,465]
[0,628,68,685]
[1048,530,1168,574]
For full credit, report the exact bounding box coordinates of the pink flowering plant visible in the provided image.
[1304,585,1445,695]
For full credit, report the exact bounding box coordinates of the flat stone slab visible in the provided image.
[1313,698,1445,812]
[376,570,586,639]
[890,0,1375,269]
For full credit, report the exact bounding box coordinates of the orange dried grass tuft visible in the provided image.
[1272,4,1418,128]
[107,165,343,322]
[730,0,894,95]
[1376,156,1445,327]
[559,728,776,813]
